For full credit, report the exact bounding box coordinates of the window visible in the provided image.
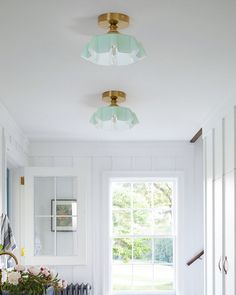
[23,167,87,265]
[111,179,176,293]
[34,176,78,256]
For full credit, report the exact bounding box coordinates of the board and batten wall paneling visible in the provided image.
[27,141,203,295]
[203,102,236,295]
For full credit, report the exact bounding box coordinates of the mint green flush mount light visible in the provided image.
[90,91,139,130]
[81,13,146,66]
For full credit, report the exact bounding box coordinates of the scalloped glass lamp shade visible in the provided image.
[90,105,139,130]
[81,33,146,66]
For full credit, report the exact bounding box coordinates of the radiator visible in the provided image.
[56,283,92,295]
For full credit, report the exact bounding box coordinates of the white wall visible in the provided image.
[27,140,204,295]
[203,98,236,295]
[0,102,28,215]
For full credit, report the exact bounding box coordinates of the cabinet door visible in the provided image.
[23,167,88,265]
[224,171,235,295]
[205,133,215,295]
[214,178,223,295]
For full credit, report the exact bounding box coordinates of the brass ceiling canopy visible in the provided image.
[98,13,130,33]
[102,90,126,106]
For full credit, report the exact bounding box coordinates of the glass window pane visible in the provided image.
[153,182,173,208]
[112,183,131,209]
[154,238,173,264]
[133,183,152,209]
[34,217,54,256]
[153,208,172,235]
[56,230,78,256]
[113,210,131,235]
[112,265,132,291]
[56,177,77,199]
[154,264,174,290]
[113,238,132,263]
[111,180,176,293]
[133,210,152,235]
[34,177,54,216]
[133,238,152,263]
[133,265,153,290]
[154,238,174,290]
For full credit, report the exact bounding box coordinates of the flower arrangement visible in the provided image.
[1,265,67,295]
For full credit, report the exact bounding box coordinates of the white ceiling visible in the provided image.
[0,0,235,141]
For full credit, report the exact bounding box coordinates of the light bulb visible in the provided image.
[112,114,117,124]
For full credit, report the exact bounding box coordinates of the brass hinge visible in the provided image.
[20,176,25,185]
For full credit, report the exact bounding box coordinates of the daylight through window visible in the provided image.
[111,180,176,292]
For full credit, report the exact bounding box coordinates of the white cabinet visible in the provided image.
[205,132,214,295]
[22,167,87,266]
[224,171,235,295]
[214,178,223,295]
[204,106,236,295]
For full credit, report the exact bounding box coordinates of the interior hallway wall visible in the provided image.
[25,140,204,295]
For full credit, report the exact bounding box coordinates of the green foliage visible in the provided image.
[2,269,62,295]
[113,238,132,263]
[133,239,152,261]
[133,183,152,208]
[113,211,131,234]
[153,182,172,208]
[112,182,174,264]
[155,239,173,263]
[112,183,131,209]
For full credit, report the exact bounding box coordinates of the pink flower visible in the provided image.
[58,279,67,289]
[15,264,25,272]
[50,269,57,279]
[28,266,40,276]
[8,271,21,285]
[41,269,50,277]
[62,280,68,289]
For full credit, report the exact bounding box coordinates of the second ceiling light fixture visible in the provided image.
[81,12,146,66]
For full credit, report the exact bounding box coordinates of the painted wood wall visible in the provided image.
[25,140,204,295]
[203,98,236,295]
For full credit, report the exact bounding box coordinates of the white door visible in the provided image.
[205,133,215,295]
[214,178,224,295]
[224,171,235,295]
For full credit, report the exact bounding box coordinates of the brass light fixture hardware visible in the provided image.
[90,90,139,129]
[81,12,146,66]
[20,176,25,185]
[102,90,126,105]
[98,13,129,33]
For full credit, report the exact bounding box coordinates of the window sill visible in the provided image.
[112,291,175,295]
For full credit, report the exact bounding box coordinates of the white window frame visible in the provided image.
[101,171,184,295]
[23,167,88,266]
